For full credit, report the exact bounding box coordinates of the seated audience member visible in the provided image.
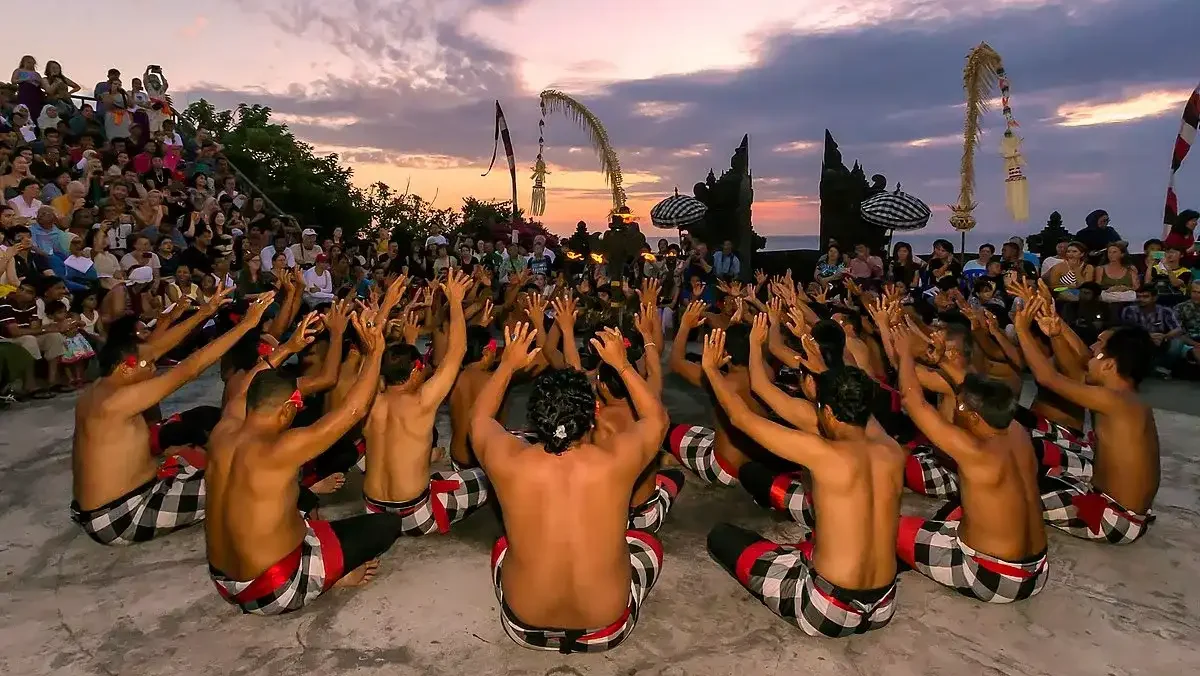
[470,326,668,652]
[205,310,405,615]
[1144,245,1192,307]
[1120,287,1183,377]
[0,279,66,395]
[291,228,323,268]
[302,254,336,306]
[70,286,261,546]
[1172,280,1200,367]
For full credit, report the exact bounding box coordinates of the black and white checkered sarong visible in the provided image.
[69,453,206,546]
[664,423,737,486]
[363,468,489,535]
[629,468,685,533]
[897,515,1048,603]
[1040,474,1154,545]
[1026,416,1094,480]
[491,530,663,653]
[904,446,960,498]
[210,519,343,615]
[712,527,897,638]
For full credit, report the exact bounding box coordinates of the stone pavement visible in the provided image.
[1,371,1199,676]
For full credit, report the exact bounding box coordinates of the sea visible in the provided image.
[652,232,1065,254]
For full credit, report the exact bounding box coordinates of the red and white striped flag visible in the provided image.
[1164,83,1200,234]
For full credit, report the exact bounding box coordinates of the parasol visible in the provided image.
[860,187,931,231]
[650,190,707,229]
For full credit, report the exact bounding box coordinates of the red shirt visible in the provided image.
[1164,231,1197,267]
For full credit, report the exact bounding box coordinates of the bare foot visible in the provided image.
[310,472,346,495]
[334,559,380,588]
[430,446,445,464]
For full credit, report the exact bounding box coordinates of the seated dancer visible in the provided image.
[361,270,489,533]
[1014,298,1159,545]
[666,299,778,486]
[206,311,405,615]
[882,310,1049,604]
[701,327,905,638]
[70,286,270,546]
[471,324,668,653]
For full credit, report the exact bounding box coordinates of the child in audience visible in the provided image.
[48,303,95,387]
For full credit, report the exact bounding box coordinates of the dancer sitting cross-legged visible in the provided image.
[1014,297,1160,545]
[361,270,489,533]
[205,311,405,616]
[881,305,1049,605]
[703,327,906,639]
[471,324,669,653]
[69,286,269,546]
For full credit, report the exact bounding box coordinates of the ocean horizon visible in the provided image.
[651,232,1148,254]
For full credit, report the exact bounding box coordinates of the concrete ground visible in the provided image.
[2,370,1199,676]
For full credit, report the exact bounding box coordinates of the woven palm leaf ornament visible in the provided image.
[530,103,548,217]
[950,43,1027,230]
[538,89,627,212]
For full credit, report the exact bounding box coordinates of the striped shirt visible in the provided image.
[0,301,38,337]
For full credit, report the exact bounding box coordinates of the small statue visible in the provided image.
[530,155,548,216]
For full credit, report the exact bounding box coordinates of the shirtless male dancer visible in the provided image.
[667,299,778,486]
[471,324,668,653]
[361,270,489,534]
[882,310,1050,604]
[702,327,905,638]
[1014,297,1159,545]
[70,289,272,546]
[205,311,404,615]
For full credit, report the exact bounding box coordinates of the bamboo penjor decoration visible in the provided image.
[538,89,627,211]
[950,43,1004,232]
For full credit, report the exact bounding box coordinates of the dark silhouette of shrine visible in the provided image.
[819,129,891,255]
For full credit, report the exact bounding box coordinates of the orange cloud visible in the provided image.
[179,16,209,39]
[1053,88,1191,127]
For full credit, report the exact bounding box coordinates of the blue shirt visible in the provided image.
[30,223,67,258]
[713,250,741,278]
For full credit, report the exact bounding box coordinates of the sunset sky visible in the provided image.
[19,0,1199,244]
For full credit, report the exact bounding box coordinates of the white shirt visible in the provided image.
[120,251,162,273]
[303,266,333,295]
[261,245,297,269]
[1041,256,1063,277]
[161,132,184,147]
[7,196,42,220]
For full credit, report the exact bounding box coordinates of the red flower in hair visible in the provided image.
[287,389,305,410]
[485,339,498,352]
[412,358,425,371]
[229,313,243,323]
[622,337,631,348]
[123,355,139,368]
[256,342,273,357]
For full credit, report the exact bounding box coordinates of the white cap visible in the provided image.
[125,266,154,285]
[302,228,317,237]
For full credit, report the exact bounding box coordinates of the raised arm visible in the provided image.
[700,328,836,470]
[106,292,276,416]
[550,295,581,370]
[225,314,323,421]
[470,322,541,468]
[591,328,668,465]
[272,312,386,468]
[143,283,236,361]
[669,300,706,386]
[419,269,470,409]
[1014,297,1124,413]
[890,325,988,465]
[748,313,818,431]
[633,301,663,396]
[296,299,349,395]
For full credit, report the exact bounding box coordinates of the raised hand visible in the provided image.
[204,282,236,313]
[163,297,192,322]
[283,311,322,353]
[845,277,862,297]
[680,300,708,329]
[767,297,785,325]
[402,310,422,344]
[754,269,767,286]
[1013,294,1041,331]
[750,311,769,345]
[324,298,351,335]
[552,295,577,332]
[476,298,496,327]
[244,290,277,323]
[730,297,747,325]
[814,284,830,305]
[634,304,657,344]
[524,292,548,324]
[444,268,471,304]
[380,273,410,314]
[701,328,731,372]
[351,310,386,355]
[638,277,661,306]
[501,322,541,370]
[590,327,630,369]
[785,305,809,339]
[798,333,827,373]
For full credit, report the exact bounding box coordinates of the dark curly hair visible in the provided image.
[724,324,751,366]
[958,373,1017,429]
[810,319,847,370]
[815,366,877,427]
[528,367,596,454]
[1101,326,1155,385]
[381,342,423,386]
[463,326,495,366]
[97,315,142,374]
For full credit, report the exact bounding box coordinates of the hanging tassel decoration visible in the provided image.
[997,67,1028,222]
[531,105,548,216]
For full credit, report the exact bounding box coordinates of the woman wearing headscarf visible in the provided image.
[36,104,60,132]
[1075,209,1122,264]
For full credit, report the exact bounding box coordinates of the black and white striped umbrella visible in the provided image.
[860,188,931,231]
[650,191,707,229]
